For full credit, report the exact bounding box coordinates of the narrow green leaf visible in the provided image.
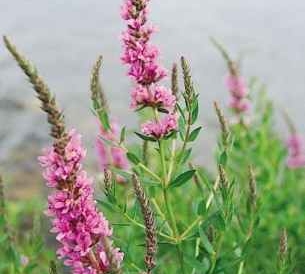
[134,132,157,142]
[97,200,118,213]
[126,152,140,165]
[119,126,126,144]
[197,199,206,215]
[98,110,111,131]
[188,126,202,142]
[169,170,196,188]
[180,148,192,164]
[199,228,214,254]
[219,151,228,166]
[191,99,199,124]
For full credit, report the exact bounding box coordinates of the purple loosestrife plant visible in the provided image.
[2,1,305,273]
[4,37,123,274]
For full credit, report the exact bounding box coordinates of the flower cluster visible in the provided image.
[39,130,124,274]
[96,120,129,172]
[225,74,250,113]
[141,113,178,139]
[286,133,305,169]
[121,0,178,138]
[130,85,176,110]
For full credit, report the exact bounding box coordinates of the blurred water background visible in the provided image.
[1,0,305,198]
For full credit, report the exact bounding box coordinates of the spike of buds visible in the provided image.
[90,55,108,111]
[248,165,257,210]
[171,63,179,98]
[214,101,229,148]
[218,164,229,189]
[279,228,288,263]
[104,169,113,194]
[3,36,68,155]
[132,174,157,274]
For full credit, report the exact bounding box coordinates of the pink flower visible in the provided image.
[38,130,86,188]
[131,85,176,110]
[141,113,178,139]
[225,74,250,114]
[229,97,251,113]
[96,120,129,171]
[225,75,248,98]
[286,134,305,169]
[39,129,123,274]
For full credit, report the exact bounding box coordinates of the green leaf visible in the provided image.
[201,211,226,232]
[110,167,132,181]
[24,263,38,274]
[199,228,214,254]
[219,151,228,166]
[98,110,111,131]
[184,254,210,271]
[169,170,196,189]
[119,126,126,144]
[97,200,118,213]
[191,99,199,124]
[197,199,206,215]
[176,103,186,122]
[179,148,192,164]
[188,126,202,142]
[134,132,157,142]
[126,152,140,165]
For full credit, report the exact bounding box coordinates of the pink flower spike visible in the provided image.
[286,134,305,169]
[225,75,248,98]
[39,129,124,273]
[229,97,251,113]
[96,119,129,173]
[121,0,167,86]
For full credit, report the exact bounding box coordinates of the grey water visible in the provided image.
[1,0,305,171]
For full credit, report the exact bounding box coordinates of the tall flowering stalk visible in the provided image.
[121,0,177,139]
[90,56,129,176]
[211,38,250,115]
[4,37,123,274]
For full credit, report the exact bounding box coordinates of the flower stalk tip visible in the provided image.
[3,36,68,155]
[171,63,179,98]
[214,101,229,148]
[90,55,108,111]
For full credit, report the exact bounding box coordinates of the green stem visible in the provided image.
[159,140,167,180]
[138,163,162,183]
[123,212,175,241]
[167,139,176,183]
[151,198,174,236]
[238,261,244,274]
[159,139,185,273]
[180,108,192,156]
[208,234,224,274]
[180,216,202,240]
